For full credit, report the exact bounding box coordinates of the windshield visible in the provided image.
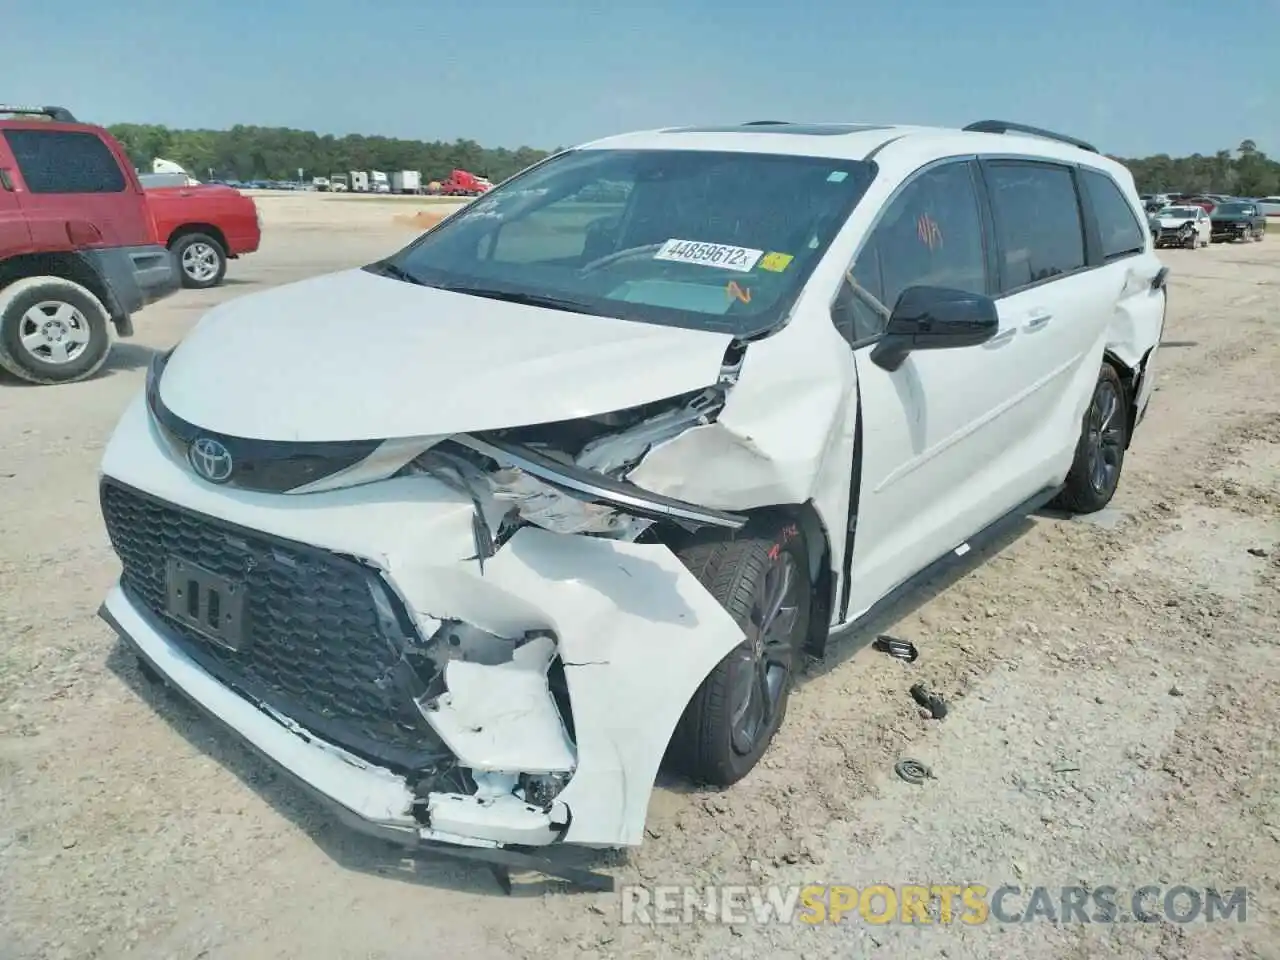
[1214,202,1249,214]
[376,148,877,336]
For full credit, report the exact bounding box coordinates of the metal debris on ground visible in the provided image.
[909,682,948,719]
[895,759,933,785]
[873,634,919,662]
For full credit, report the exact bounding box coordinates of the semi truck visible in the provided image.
[370,171,390,194]
[391,170,422,194]
[329,173,349,192]
[349,171,370,193]
[436,169,493,196]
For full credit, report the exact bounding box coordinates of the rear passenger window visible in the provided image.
[838,161,987,343]
[4,130,126,194]
[1081,169,1145,260]
[984,162,1085,291]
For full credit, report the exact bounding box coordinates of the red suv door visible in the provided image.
[0,135,33,255]
[1,121,155,250]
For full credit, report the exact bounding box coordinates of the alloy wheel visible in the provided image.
[1086,378,1125,495]
[729,551,801,755]
[181,242,221,283]
[18,301,91,365]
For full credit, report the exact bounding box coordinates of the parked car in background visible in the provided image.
[1150,204,1211,248]
[145,181,262,288]
[1254,196,1280,219]
[97,118,1165,881]
[1179,196,1219,213]
[1140,193,1174,214]
[1209,200,1267,242]
[0,104,178,384]
[139,172,199,189]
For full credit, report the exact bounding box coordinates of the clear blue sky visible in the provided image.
[7,0,1278,157]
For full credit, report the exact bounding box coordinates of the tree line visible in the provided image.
[107,123,553,184]
[1114,139,1276,196]
[107,123,1279,196]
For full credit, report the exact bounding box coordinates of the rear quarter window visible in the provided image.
[1080,169,1146,261]
[983,161,1086,292]
[3,129,127,194]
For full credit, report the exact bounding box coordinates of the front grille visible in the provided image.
[101,479,447,772]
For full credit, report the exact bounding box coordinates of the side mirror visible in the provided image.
[870,285,999,372]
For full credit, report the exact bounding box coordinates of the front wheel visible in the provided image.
[670,521,812,786]
[1052,364,1130,514]
[172,232,227,289]
[0,277,112,385]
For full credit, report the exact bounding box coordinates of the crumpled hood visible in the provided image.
[1154,216,1194,228]
[158,269,735,442]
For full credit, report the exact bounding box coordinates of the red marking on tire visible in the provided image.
[768,543,781,560]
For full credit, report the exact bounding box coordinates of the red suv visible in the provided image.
[0,105,179,384]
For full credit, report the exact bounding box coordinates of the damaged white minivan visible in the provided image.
[98,119,1166,886]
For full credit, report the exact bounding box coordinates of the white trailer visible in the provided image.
[350,171,370,192]
[391,170,422,194]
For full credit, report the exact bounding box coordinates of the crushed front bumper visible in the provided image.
[99,590,615,890]
[97,393,746,884]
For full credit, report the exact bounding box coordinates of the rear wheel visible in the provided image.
[670,521,812,786]
[1052,364,1129,514]
[172,232,227,289]
[0,277,112,385]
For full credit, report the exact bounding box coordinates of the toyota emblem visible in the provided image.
[188,437,234,483]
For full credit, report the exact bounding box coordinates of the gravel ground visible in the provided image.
[1,197,1276,960]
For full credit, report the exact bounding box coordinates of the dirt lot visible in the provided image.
[1,195,1277,960]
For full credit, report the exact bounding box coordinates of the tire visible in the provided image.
[0,277,112,385]
[172,232,227,289]
[669,520,812,786]
[1182,227,1197,250]
[1051,363,1130,514]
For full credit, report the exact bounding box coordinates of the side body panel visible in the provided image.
[147,186,262,255]
[0,133,32,256]
[2,121,155,249]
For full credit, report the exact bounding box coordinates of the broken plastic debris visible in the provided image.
[894,759,932,785]
[872,635,918,662]
[909,682,948,719]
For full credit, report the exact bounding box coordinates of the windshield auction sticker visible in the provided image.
[655,239,764,273]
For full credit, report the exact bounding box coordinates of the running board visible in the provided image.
[829,484,1063,645]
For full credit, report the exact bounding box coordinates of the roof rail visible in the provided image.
[0,104,78,123]
[962,120,1097,153]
